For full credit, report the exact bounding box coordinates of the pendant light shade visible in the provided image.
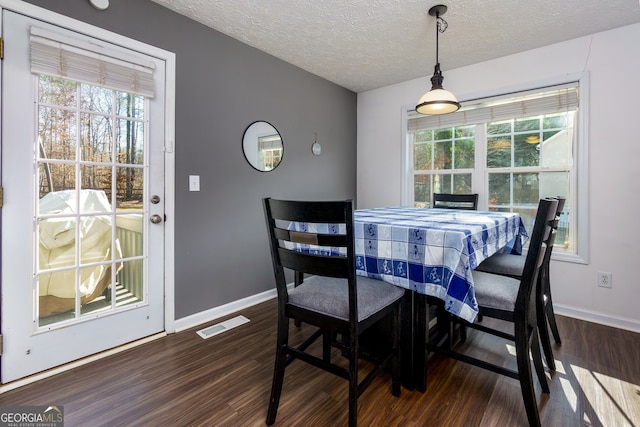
[416,5,460,115]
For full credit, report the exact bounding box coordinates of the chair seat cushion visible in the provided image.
[288,275,405,322]
[476,253,525,278]
[472,270,520,312]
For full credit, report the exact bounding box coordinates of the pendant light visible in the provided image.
[416,4,461,115]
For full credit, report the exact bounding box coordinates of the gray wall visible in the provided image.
[24,0,357,319]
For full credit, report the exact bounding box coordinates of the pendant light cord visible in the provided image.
[435,14,448,65]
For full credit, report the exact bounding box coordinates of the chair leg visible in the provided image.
[294,273,303,327]
[515,325,542,427]
[537,280,557,371]
[391,307,401,397]
[266,319,289,425]
[542,268,561,345]
[545,299,562,344]
[348,333,359,427]
[322,330,332,362]
[530,329,550,393]
[537,312,556,371]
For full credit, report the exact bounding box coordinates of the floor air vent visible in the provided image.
[196,315,250,339]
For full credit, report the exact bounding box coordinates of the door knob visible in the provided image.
[150,214,163,224]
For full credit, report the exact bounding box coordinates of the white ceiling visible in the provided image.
[149,0,640,93]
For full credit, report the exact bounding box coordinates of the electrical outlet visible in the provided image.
[597,271,612,288]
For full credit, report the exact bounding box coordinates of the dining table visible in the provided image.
[289,206,528,391]
[353,206,527,390]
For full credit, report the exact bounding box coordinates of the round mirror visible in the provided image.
[242,121,283,172]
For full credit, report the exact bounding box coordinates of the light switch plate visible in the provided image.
[189,175,200,191]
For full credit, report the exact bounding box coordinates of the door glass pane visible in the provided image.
[117,119,145,165]
[116,92,145,119]
[116,259,143,308]
[116,167,144,209]
[81,113,114,162]
[38,217,77,269]
[36,75,146,327]
[38,107,77,161]
[116,120,144,165]
[39,75,77,107]
[79,215,113,264]
[80,165,113,198]
[38,163,76,197]
[81,85,113,114]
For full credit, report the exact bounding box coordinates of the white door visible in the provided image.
[1,10,168,383]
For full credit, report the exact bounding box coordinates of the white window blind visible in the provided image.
[408,83,579,131]
[30,26,156,98]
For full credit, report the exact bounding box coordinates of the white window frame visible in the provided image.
[402,74,589,264]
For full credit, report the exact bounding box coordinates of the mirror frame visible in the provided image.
[242,121,284,172]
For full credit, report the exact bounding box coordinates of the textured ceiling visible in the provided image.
[149,0,640,93]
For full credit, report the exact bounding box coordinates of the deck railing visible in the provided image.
[116,214,144,300]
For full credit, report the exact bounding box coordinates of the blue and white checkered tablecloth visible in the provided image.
[353,207,527,322]
[290,207,527,323]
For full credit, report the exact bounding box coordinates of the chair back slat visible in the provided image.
[273,227,349,247]
[433,193,479,210]
[267,199,351,223]
[277,247,350,278]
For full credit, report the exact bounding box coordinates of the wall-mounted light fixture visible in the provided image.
[89,0,109,11]
[415,4,460,115]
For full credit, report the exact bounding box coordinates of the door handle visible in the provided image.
[150,214,163,224]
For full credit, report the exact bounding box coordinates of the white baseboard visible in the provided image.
[172,289,640,336]
[173,287,279,333]
[555,304,640,334]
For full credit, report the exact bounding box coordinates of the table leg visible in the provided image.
[400,291,415,390]
[413,292,427,392]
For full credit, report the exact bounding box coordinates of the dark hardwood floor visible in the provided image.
[1,298,639,426]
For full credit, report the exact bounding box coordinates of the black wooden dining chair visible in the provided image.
[429,193,479,341]
[426,198,558,427]
[263,198,404,427]
[432,192,479,210]
[475,197,566,371]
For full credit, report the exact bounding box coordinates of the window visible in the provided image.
[258,134,283,171]
[404,81,586,261]
[31,26,156,326]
